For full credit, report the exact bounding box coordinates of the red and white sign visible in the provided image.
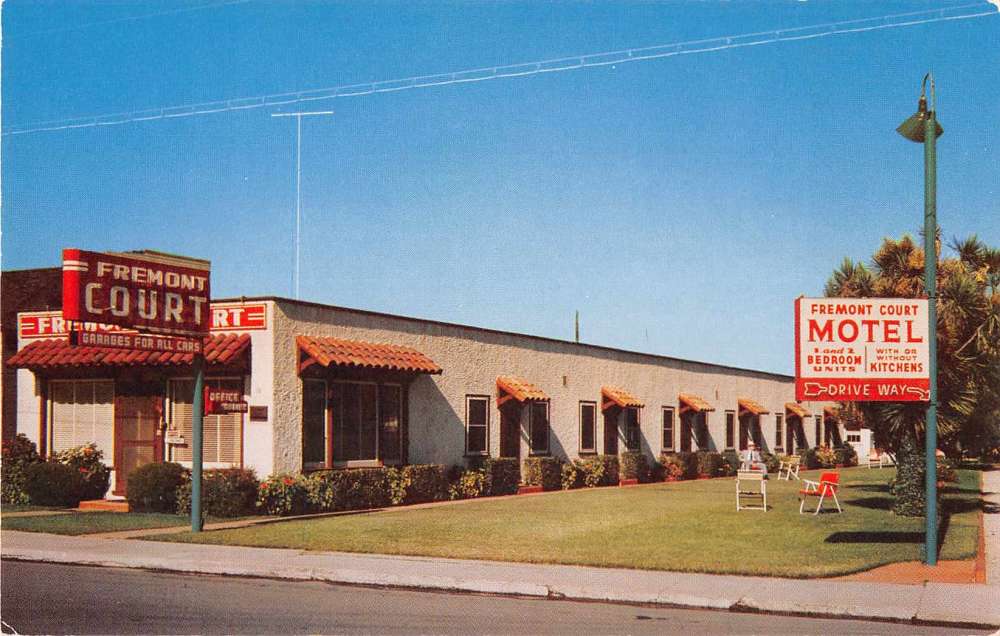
[71,330,203,354]
[795,297,930,402]
[18,303,267,340]
[204,387,248,414]
[63,249,211,337]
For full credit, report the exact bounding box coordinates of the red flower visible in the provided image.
[282,477,295,486]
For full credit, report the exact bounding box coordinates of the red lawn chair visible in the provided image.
[798,471,842,515]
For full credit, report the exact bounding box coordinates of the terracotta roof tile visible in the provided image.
[738,398,770,416]
[6,333,250,369]
[678,393,715,413]
[496,376,549,403]
[297,335,441,375]
[601,386,644,409]
[785,402,811,418]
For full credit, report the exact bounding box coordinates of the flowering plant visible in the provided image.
[52,444,111,501]
[257,473,309,516]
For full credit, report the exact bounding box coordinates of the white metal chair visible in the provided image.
[736,471,767,511]
[778,455,801,480]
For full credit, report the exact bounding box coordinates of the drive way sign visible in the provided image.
[795,297,930,402]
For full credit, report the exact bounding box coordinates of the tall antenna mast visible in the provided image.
[271,110,334,299]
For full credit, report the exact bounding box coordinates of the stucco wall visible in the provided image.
[272,299,834,473]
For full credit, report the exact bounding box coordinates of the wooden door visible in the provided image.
[499,404,520,459]
[114,395,163,496]
[603,410,618,455]
[680,414,692,452]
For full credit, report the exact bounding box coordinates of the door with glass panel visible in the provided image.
[114,391,163,496]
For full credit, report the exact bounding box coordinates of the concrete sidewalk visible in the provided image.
[2,530,997,629]
[984,468,1000,585]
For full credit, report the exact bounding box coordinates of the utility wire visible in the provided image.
[3,2,997,137]
[8,0,252,39]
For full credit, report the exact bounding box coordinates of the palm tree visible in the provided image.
[824,233,1000,515]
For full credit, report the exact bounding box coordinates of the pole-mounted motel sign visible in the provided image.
[795,297,930,402]
[63,249,211,532]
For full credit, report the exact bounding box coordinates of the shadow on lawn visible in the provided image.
[825,531,923,544]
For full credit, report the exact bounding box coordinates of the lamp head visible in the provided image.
[896,74,943,143]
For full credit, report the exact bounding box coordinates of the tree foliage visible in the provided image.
[824,232,1000,514]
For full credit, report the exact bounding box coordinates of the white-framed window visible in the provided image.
[466,395,490,456]
[846,433,861,443]
[579,401,597,454]
[529,401,550,455]
[168,377,243,467]
[661,406,675,451]
[48,379,115,464]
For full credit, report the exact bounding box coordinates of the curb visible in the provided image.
[4,546,998,630]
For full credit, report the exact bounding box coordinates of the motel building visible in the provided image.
[8,295,846,497]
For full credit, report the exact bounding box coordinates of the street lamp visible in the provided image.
[896,73,942,566]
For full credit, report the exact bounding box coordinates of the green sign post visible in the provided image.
[896,73,942,566]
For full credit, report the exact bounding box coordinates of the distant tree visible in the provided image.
[824,233,1000,515]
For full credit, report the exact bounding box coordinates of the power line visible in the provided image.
[8,0,253,39]
[4,3,997,137]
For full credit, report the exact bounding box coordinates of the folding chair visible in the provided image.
[736,471,767,511]
[798,471,842,515]
[778,455,801,480]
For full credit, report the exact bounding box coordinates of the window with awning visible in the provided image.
[678,393,715,414]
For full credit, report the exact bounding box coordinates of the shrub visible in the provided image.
[52,444,111,501]
[659,453,688,481]
[449,469,488,500]
[695,451,725,477]
[572,456,609,487]
[127,462,188,513]
[597,455,620,486]
[834,444,858,467]
[480,458,520,496]
[522,457,564,491]
[302,468,392,513]
[760,451,782,474]
[561,462,583,490]
[937,459,958,483]
[176,468,259,518]
[23,461,84,507]
[815,445,837,469]
[619,451,650,482]
[799,446,820,470]
[1,434,42,505]
[720,450,741,476]
[259,473,311,516]
[663,452,699,479]
[395,464,448,504]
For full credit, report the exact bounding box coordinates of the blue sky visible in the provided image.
[3,1,998,375]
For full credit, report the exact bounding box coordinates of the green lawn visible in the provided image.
[1,511,191,535]
[150,468,982,578]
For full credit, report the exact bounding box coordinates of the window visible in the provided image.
[815,415,822,447]
[49,380,114,461]
[466,395,489,456]
[624,407,641,451]
[751,416,764,447]
[773,414,783,450]
[302,379,327,467]
[529,401,549,454]
[695,412,709,449]
[170,378,243,465]
[739,415,750,451]
[725,411,736,450]
[303,381,403,467]
[661,407,675,451]
[579,402,597,453]
[847,433,861,443]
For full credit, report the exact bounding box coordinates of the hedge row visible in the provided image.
[1,435,111,507]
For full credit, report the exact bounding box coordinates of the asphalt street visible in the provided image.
[0,560,989,635]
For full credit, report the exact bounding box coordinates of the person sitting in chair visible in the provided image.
[741,441,765,472]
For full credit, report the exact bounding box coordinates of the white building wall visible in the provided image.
[272,299,836,473]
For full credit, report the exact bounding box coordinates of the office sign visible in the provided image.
[63,249,211,337]
[795,297,930,402]
[204,387,248,415]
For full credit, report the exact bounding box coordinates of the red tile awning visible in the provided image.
[296,335,441,375]
[601,386,644,411]
[496,376,549,407]
[678,393,715,414]
[738,398,769,416]
[6,333,250,370]
[785,402,811,419]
